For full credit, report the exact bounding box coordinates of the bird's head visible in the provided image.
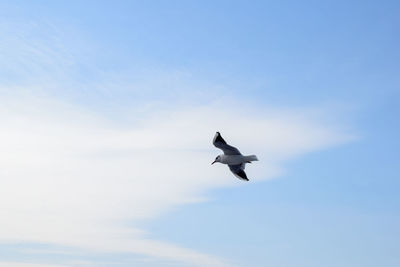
[211,155,222,165]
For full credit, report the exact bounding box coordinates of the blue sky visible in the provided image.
[0,1,399,267]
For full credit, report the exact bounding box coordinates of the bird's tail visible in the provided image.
[246,155,258,162]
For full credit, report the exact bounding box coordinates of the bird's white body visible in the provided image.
[217,154,258,165]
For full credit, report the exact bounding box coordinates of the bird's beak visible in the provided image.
[211,160,216,165]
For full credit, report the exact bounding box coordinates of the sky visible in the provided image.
[0,1,399,267]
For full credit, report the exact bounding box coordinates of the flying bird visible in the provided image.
[212,132,258,181]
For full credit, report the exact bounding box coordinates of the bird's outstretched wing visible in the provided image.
[212,132,241,155]
[229,163,248,181]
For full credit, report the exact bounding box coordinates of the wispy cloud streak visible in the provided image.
[0,19,353,267]
[0,94,351,266]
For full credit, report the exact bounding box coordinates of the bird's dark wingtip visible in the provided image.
[236,169,248,181]
[214,132,227,145]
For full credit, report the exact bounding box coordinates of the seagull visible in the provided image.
[212,132,258,181]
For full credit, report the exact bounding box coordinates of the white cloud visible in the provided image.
[0,19,354,267]
[0,94,352,267]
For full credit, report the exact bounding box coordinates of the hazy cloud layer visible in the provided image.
[0,19,353,267]
[0,94,352,266]
[0,263,65,267]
